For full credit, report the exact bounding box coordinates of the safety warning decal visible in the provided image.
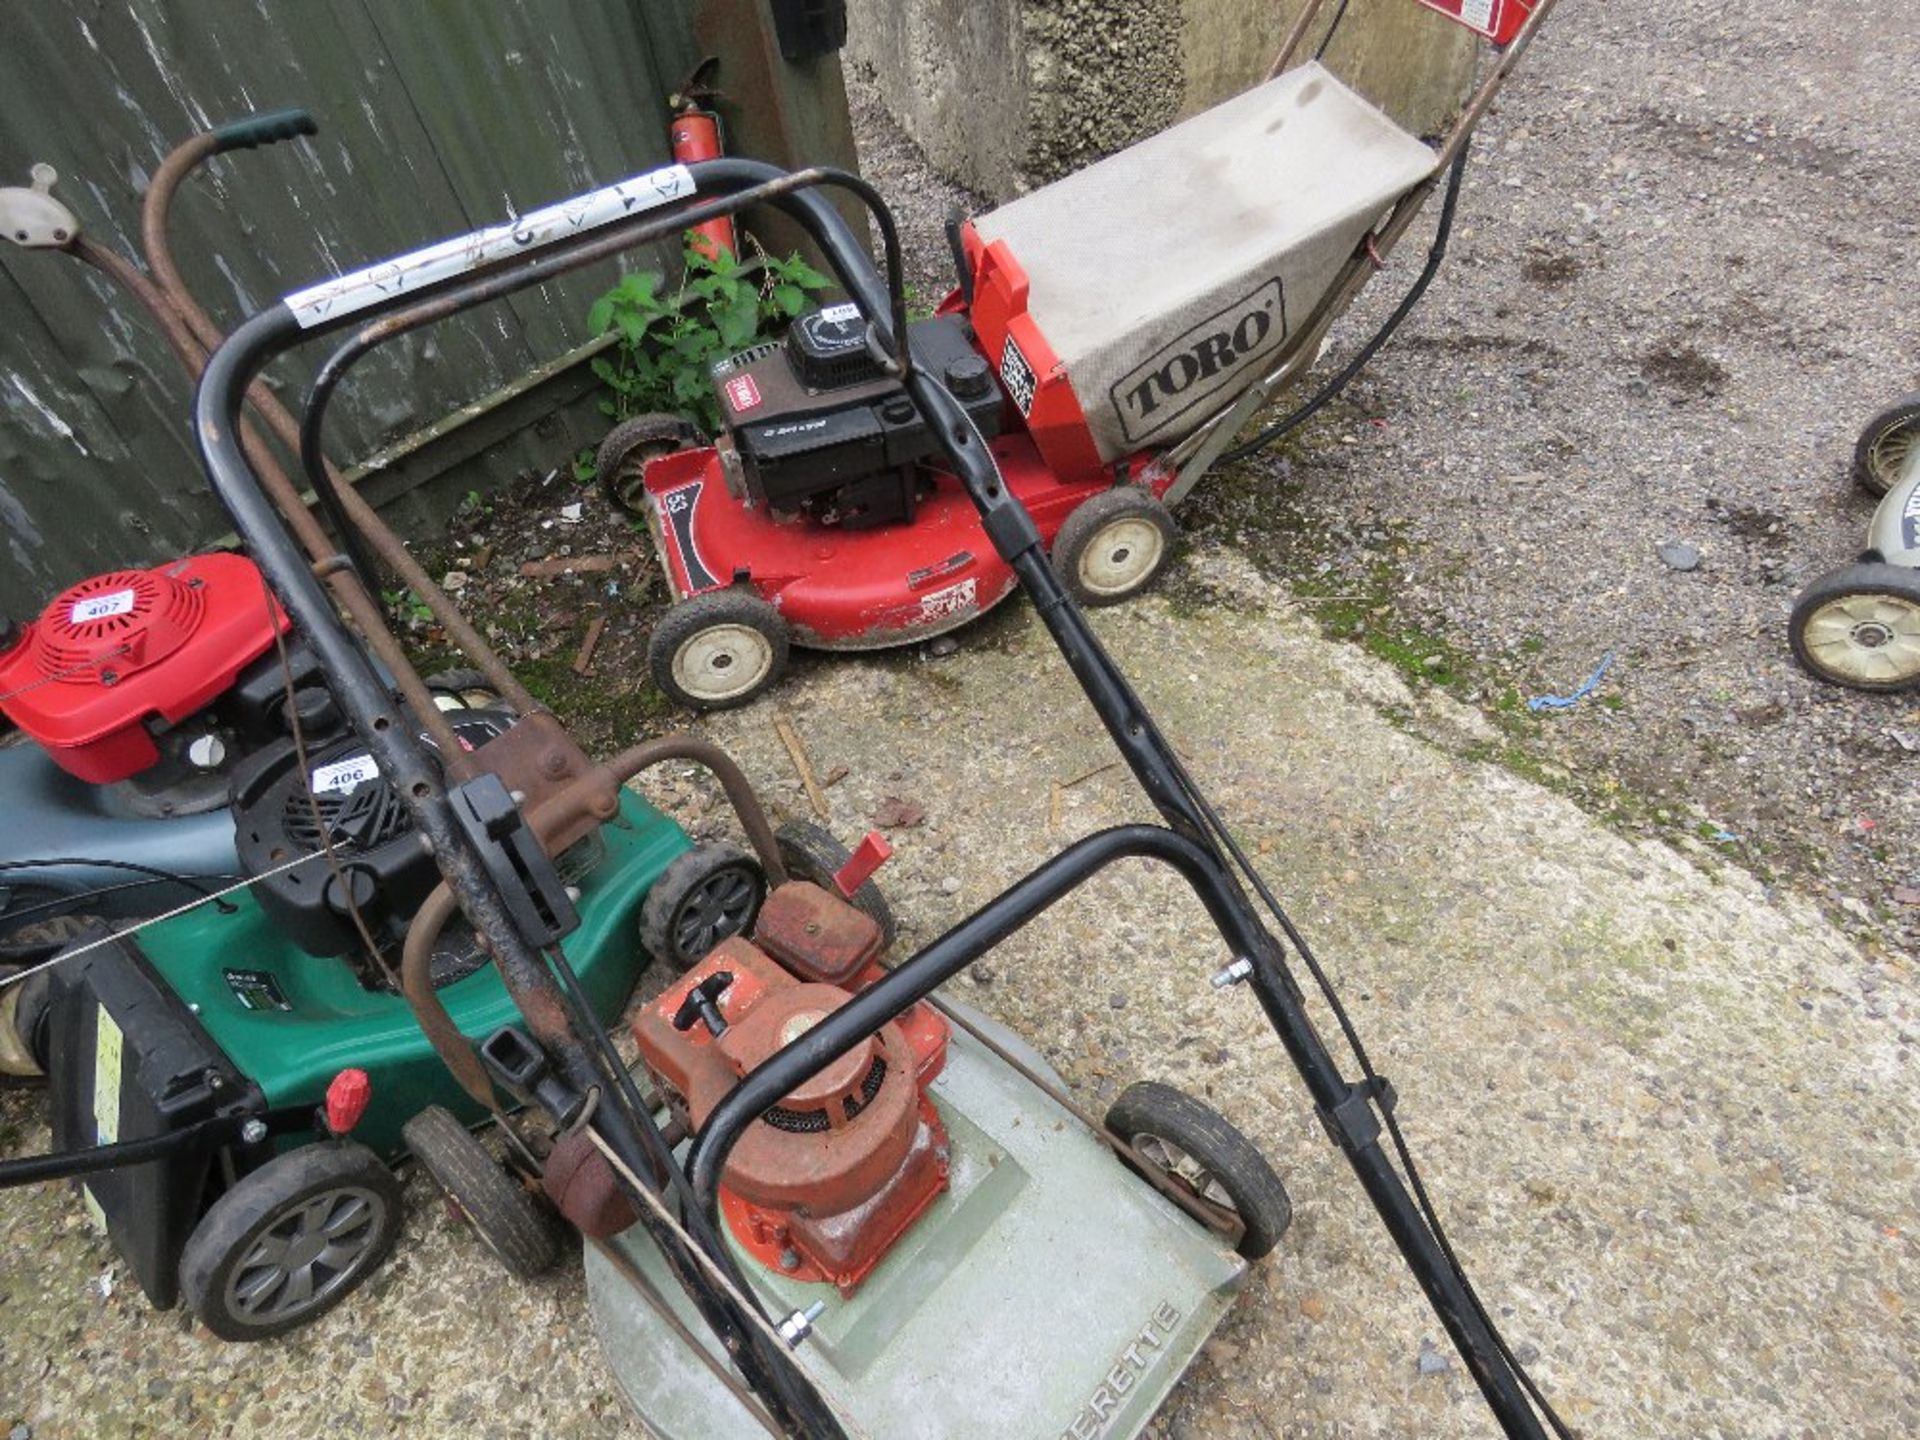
[919,577,977,622]
[1000,336,1038,417]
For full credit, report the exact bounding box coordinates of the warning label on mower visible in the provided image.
[69,588,136,625]
[1000,336,1038,416]
[918,577,978,623]
[310,754,380,796]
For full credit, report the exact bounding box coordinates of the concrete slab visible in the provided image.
[0,553,1910,1437]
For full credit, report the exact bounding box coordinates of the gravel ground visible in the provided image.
[4,3,1916,1436]
[859,0,1920,959]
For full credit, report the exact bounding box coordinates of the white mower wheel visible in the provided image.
[597,413,703,516]
[1852,394,1920,499]
[648,589,790,710]
[1052,488,1177,607]
[1789,561,1920,692]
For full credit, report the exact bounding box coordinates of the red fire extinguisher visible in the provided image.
[670,59,735,260]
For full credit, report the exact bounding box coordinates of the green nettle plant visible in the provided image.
[587,242,829,432]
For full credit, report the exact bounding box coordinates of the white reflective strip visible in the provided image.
[283,163,697,328]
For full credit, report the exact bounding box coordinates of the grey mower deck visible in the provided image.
[587,1016,1248,1439]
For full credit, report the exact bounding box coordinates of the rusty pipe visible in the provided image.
[1266,0,1336,80]
[399,736,793,1106]
[139,128,539,717]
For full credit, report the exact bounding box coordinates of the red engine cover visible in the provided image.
[636,934,951,1295]
[0,553,287,783]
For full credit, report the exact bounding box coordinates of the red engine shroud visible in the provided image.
[636,899,952,1296]
[0,553,287,783]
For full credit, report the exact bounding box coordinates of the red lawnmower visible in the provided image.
[602,0,1553,707]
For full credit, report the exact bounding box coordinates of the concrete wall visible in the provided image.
[846,0,1477,201]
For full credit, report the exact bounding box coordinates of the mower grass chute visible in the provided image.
[615,2,1544,710]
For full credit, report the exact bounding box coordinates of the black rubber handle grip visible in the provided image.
[210,108,318,152]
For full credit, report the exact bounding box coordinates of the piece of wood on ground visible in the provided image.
[572,614,609,676]
[773,713,830,819]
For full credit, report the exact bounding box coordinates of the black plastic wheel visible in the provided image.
[647,588,790,710]
[1852,394,1920,498]
[401,1105,561,1280]
[179,1141,402,1341]
[421,666,502,711]
[1105,1080,1292,1260]
[774,819,899,952]
[640,841,767,967]
[597,413,704,515]
[1789,560,1920,692]
[1051,487,1178,607]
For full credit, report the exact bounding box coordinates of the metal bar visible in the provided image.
[139,121,538,716]
[1266,0,1336,79]
[1433,0,1563,171]
[191,153,1551,1438]
[194,289,848,1440]
[0,1117,226,1189]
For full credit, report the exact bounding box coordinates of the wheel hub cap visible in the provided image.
[225,1185,386,1326]
[674,624,774,703]
[674,867,759,956]
[1804,592,1920,683]
[1080,518,1166,597]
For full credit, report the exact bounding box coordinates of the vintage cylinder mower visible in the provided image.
[598,0,1557,708]
[179,27,1574,1428]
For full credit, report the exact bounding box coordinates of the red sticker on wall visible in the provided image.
[725,374,762,413]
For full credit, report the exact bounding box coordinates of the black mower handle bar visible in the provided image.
[209,107,318,154]
[193,155,1553,1440]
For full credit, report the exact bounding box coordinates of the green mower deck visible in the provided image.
[133,790,689,1157]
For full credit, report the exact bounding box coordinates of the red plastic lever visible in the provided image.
[324,1068,373,1137]
[832,831,892,899]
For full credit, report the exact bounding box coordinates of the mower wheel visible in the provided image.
[180,1140,402,1341]
[774,819,899,952]
[640,841,767,967]
[1789,561,1920,691]
[1051,487,1177,607]
[1105,1080,1292,1260]
[598,412,703,515]
[1,915,95,1080]
[402,1105,561,1280]
[1852,394,1920,498]
[0,969,52,1080]
[648,588,789,710]
[422,666,503,711]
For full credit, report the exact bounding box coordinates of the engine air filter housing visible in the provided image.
[0,554,286,783]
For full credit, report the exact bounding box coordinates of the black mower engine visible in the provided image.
[230,709,489,980]
[712,307,1003,529]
